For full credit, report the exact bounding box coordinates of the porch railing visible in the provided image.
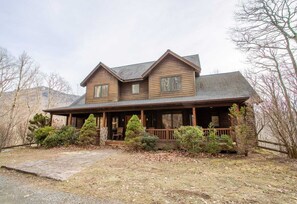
[146,129,175,141]
[203,128,231,137]
[146,128,231,141]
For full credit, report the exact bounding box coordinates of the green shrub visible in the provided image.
[34,126,55,145]
[57,126,78,145]
[220,134,234,149]
[27,113,50,143]
[205,124,221,154]
[126,133,159,151]
[42,126,79,148]
[125,115,144,141]
[174,126,205,153]
[43,133,62,148]
[205,133,220,154]
[141,133,159,151]
[79,114,97,145]
[125,136,143,151]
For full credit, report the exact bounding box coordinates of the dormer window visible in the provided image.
[161,76,181,92]
[94,84,108,98]
[132,84,140,94]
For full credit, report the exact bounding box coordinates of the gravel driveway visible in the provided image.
[1,149,119,181]
[0,174,121,204]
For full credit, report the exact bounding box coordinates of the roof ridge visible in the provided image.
[110,60,155,70]
[200,71,240,77]
[110,54,199,70]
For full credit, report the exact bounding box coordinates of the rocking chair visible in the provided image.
[112,127,123,140]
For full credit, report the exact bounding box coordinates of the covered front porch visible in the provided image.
[50,104,234,142]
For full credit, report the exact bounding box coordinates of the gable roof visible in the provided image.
[80,62,123,86]
[45,71,260,114]
[142,50,201,78]
[80,50,201,86]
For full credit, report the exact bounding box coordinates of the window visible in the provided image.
[94,84,108,98]
[161,76,181,92]
[162,113,183,129]
[112,117,119,129]
[132,84,140,94]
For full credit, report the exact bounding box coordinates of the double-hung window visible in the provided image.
[160,76,181,92]
[132,84,140,94]
[94,84,108,98]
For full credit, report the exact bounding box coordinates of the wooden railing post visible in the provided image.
[166,129,169,140]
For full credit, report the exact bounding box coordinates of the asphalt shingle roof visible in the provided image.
[109,54,200,81]
[45,71,259,113]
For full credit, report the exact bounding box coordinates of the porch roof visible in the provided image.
[45,72,259,114]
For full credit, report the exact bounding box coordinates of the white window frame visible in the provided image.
[132,84,140,94]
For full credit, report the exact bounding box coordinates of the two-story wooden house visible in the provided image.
[45,50,259,142]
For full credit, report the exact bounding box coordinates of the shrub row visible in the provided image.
[174,125,234,154]
[33,114,98,148]
[34,125,79,148]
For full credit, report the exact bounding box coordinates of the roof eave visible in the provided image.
[44,96,249,114]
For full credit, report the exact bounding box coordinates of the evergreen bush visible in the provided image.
[79,114,97,145]
[174,126,205,153]
[125,115,144,141]
[34,126,55,145]
[43,126,78,148]
[204,124,221,154]
[27,113,50,143]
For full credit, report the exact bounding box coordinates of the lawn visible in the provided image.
[1,147,297,203]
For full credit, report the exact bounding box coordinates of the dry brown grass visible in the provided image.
[1,147,297,203]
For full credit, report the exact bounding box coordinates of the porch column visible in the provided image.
[102,112,106,127]
[67,113,72,126]
[140,110,145,126]
[192,107,197,126]
[49,113,53,126]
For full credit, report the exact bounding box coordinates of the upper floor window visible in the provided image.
[160,76,181,92]
[94,84,108,98]
[132,84,140,94]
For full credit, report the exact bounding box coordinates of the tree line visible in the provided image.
[0,47,73,150]
[231,0,297,158]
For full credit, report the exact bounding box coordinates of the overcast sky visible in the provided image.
[0,0,247,95]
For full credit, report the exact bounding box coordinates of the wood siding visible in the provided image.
[148,55,196,99]
[85,68,119,104]
[119,79,148,101]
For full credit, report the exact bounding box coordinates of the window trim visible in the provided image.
[160,75,182,93]
[132,83,140,95]
[161,112,183,129]
[93,84,109,98]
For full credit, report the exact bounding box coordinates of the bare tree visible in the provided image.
[44,72,72,108]
[0,51,39,150]
[231,0,297,158]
